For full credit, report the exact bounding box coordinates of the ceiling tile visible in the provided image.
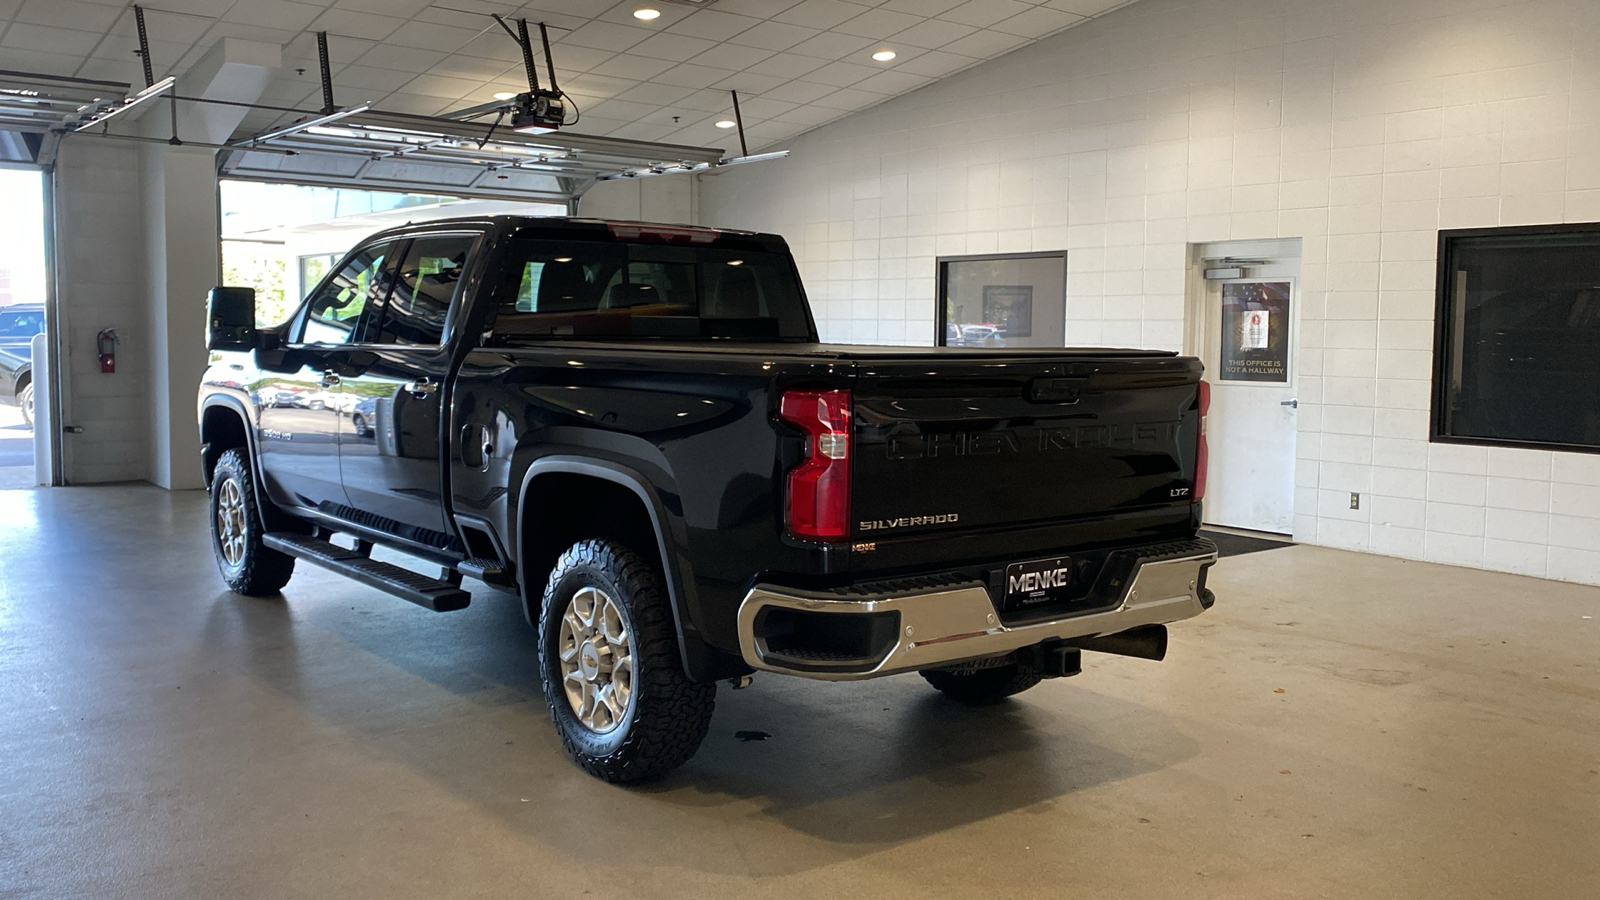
[654,63,738,90]
[221,0,327,33]
[0,0,1138,155]
[990,7,1084,37]
[786,30,876,60]
[888,17,977,50]
[939,28,1031,58]
[743,52,830,80]
[773,0,873,31]
[760,79,838,105]
[1044,0,1130,15]
[726,20,819,52]
[630,32,719,62]
[685,43,774,72]
[833,8,923,40]
[938,0,1034,30]
[810,86,889,111]
[587,53,678,81]
[559,20,655,53]
[711,0,806,19]
[355,44,450,74]
[881,0,964,14]
[664,10,763,42]
[14,0,123,33]
[713,71,789,94]
[894,48,980,78]
[1,23,102,55]
[797,60,880,88]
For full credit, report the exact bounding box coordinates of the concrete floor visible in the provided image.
[0,486,1596,899]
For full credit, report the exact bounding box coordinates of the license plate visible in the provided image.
[1003,556,1073,609]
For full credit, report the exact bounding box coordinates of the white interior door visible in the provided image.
[1201,277,1299,534]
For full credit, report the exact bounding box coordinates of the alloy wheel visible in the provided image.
[215,477,247,567]
[557,585,635,734]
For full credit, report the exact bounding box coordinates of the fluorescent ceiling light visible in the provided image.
[872,50,896,62]
[633,8,661,19]
[493,91,517,100]
[715,119,736,128]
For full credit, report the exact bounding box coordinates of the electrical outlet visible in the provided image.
[1349,492,1360,509]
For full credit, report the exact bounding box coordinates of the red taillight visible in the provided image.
[1194,380,1210,501]
[779,389,851,540]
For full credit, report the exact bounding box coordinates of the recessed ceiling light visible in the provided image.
[872,49,897,62]
[633,8,661,20]
[715,119,736,129]
[493,91,517,100]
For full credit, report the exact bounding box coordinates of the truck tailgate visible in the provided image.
[851,354,1202,538]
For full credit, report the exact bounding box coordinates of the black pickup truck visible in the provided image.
[199,216,1217,782]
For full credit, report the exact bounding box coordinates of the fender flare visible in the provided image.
[198,395,260,496]
[516,455,717,681]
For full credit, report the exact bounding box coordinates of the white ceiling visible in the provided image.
[0,0,1134,152]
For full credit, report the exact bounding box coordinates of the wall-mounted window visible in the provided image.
[1433,224,1600,453]
[937,252,1066,348]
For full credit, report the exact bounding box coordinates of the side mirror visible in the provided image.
[207,286,256,352]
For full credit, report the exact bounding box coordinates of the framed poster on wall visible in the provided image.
[981,285,1034,338]
[1219,281,1291,382]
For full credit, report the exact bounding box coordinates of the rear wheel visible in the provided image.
[537,538,716,783]
[920,663,1042,704]
[210,448,295,595]
[18,382,33,430]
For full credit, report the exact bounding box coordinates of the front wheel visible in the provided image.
[537,538,716,783]
[210,448,295,595]
[18,383,33,430]
[920,663,1042,704]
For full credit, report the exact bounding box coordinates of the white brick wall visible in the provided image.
[698,0,1600,586]
[52,139,150,484]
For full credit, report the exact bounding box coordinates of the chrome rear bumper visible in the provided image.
[736,543,1217,681]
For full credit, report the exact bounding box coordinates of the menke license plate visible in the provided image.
[1003,556,1073,610]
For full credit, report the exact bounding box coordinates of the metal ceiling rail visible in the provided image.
[1,70,790,201]
[0,69,129,134]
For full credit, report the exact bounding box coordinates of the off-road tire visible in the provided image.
[210,448,296,595]
[920,663,1043,704]
[18,382,33,431]
[537,538,716,783]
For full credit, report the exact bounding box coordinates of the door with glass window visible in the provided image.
[256,240,396,514]
[337,232,479,545]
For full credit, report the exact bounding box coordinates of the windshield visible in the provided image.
[485,237,815,343]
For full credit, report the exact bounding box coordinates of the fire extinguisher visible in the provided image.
[98,329,118,374]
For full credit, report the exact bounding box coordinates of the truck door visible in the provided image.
[336,232,480,547]
[256,240,398,515]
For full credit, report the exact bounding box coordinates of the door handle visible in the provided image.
[320,371,340,388]
[403,378,439,399]
[1281,399,1298,408]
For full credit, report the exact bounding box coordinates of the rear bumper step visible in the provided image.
[264,533,471,612]
[737,540,1216,680]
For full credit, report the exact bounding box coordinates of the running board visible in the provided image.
[264,533,471,612]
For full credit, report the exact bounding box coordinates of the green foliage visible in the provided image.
[220,242,293,326]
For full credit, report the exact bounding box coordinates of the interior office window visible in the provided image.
[938,252,1067,348]
[1434,224,1600,452]
[374,234,479,346]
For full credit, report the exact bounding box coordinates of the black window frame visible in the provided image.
[1431,222,1600,455]
[935,250,1069,348]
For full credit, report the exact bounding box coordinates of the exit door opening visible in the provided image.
[0,167,49,490]
[1184,239,1303,536]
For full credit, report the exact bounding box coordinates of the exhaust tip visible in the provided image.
[1072,624,1168,662]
